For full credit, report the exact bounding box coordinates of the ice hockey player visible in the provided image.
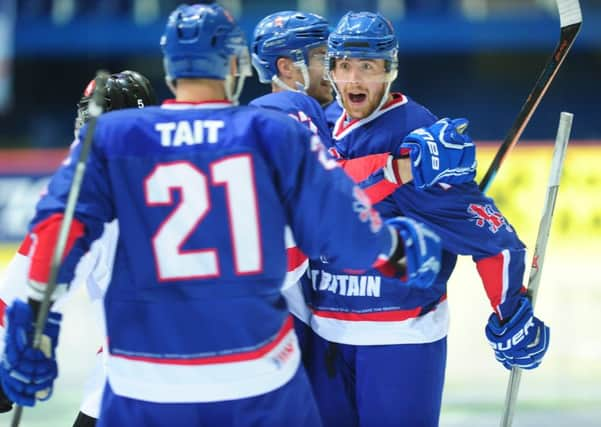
[299,11,550,427]
[0,69,156,426]
[0,4,443,426]
[248,10,480,363]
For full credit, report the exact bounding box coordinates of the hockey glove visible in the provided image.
[485,296,550,370]
[0,299,61,406]
[400,117,476,189]
[380,217,442,289]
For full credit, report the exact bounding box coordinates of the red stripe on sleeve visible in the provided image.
[339,153,390,183]
[0,298,6,327]
[287,247,308,272]
[18,234,33,255]
[476,253,506,317]
[29,213,86,284]
[364,180,400,204]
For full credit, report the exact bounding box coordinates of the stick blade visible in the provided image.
[557,0,582,28]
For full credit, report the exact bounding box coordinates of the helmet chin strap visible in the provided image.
[225,74,248,105]
[272,60,310,94]
[165,77,177,96]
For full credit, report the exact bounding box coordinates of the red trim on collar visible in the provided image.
[384,92,406,108]
[333,92,407,139]
[162,99,232,105]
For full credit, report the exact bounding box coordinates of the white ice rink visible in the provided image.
[1,242,600,426]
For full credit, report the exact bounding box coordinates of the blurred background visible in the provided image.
[0,0,600,426]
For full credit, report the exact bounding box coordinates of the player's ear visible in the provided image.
[276,57,294,78]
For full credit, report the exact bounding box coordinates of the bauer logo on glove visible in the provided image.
[485,296,550,370]
[401,117,477,189]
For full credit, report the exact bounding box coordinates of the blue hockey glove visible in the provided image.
[485,296,550,370]
[0,300,61,407]
[400,117,476,189]
[382,217,442,289]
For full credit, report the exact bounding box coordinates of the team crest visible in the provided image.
[468,203,513,233]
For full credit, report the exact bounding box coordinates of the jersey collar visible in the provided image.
[161,99,233,110]
[332,93,408,141]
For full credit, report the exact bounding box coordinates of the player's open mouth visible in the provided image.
[348,93,366,104]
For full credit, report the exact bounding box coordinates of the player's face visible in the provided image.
[331,58,388,120]
[306,45,333,106]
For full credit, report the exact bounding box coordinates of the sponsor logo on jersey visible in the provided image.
[468,203,513,233]
[307,269,382,297]
[271,340,295,369]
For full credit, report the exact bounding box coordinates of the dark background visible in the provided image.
[2,0,600,148]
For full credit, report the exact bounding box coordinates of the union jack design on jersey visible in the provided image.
[468,203,513,234]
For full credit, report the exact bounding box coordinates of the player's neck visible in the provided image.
[271,75,304,94]
[175,79,228,103]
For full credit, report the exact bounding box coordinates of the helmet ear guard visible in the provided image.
[251,10,330,92]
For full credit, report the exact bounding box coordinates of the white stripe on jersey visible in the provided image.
[105,324,301,403]
[310,300,449,345]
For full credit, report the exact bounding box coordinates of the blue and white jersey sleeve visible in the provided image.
[392,181,527,319]
[28,127,114,289]
[257,112,394,271]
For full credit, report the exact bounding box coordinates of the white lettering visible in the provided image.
[173,120,195,146]
[155,122,177,146]
[309,269,319,290]
[327,276,337,293]
[194,120,205,144]
[490,316,537,350]
[366,276,381,297]
[309,271,383,298]
[347,276,360,296]
[154,120,225,147]
[337,275,348,295]
[319,272,332,291]
[359,276,367,296]
[204,120,225,143]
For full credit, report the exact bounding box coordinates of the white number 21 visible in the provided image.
[144,156,262,281]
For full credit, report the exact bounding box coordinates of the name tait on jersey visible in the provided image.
[155,120,225,146]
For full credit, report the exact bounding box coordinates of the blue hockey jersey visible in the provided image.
[303,93,527,345]
[250,90,331,146]
[27,100,396,402]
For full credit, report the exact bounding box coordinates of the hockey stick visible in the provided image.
[11,70,109,427]
[499,111,573,427]
[479,0,581,193]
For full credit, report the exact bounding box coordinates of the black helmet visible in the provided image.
[74,70,157,133]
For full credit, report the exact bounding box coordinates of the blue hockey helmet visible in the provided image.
[327,11,398,78]
[160,3,251,101]
[326,12,399,119]
[251,11,330,90]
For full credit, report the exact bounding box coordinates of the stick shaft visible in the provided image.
[10,70,109,427]
[499,111,573,427]
[479,0,581,193]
